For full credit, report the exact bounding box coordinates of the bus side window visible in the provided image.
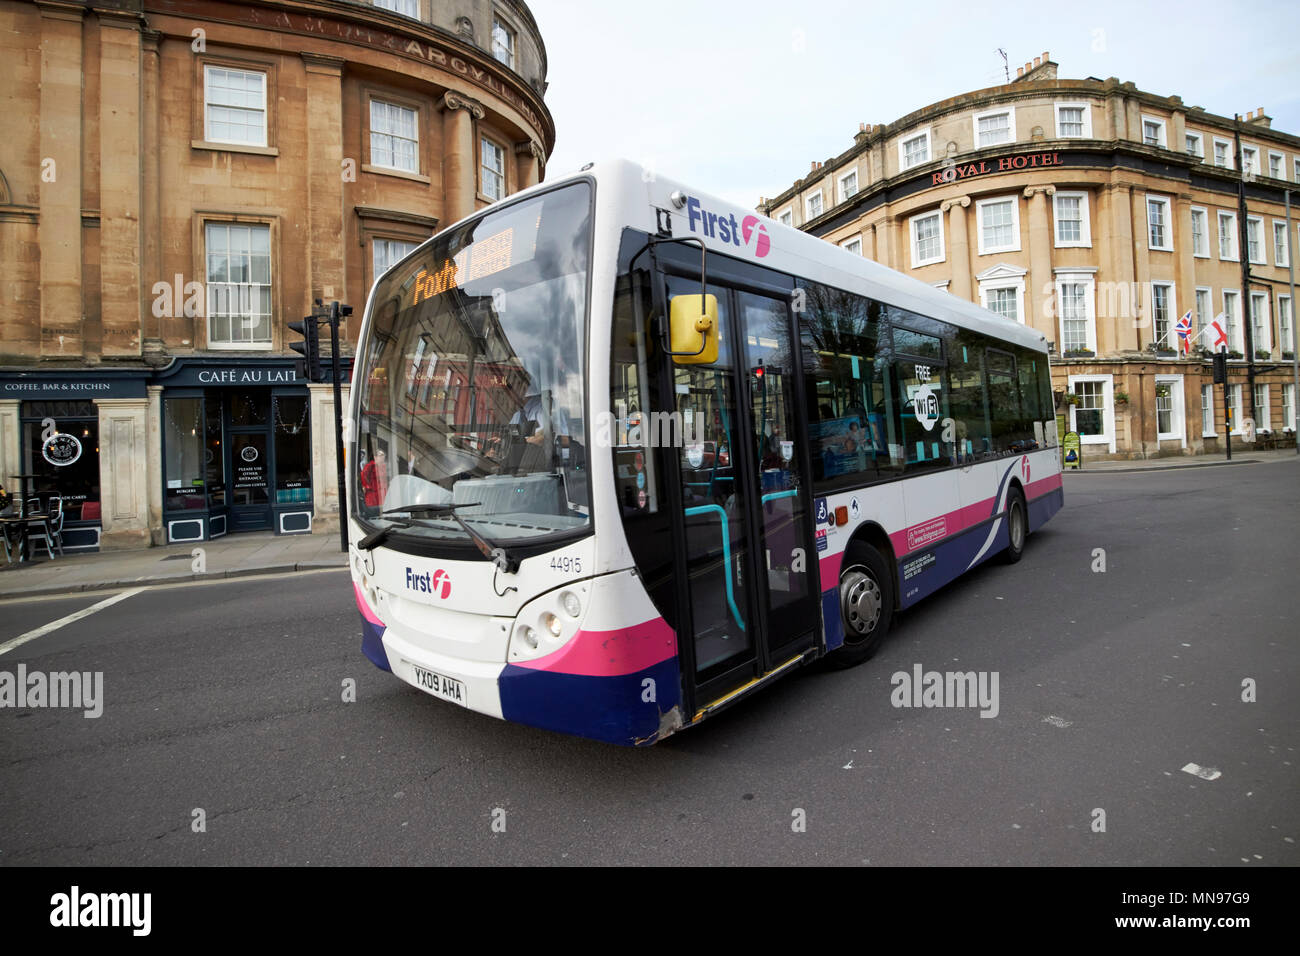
[986,348,1028,455]
[948,331,990,459]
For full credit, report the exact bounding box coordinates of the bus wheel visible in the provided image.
[826,544,894,669]
[1002,487,1027,564]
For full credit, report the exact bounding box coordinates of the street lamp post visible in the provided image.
[1288,189,1299,454]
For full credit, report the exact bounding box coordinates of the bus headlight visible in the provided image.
[560,591,582,618]
[518,625,538,649]
[541,612,563,639]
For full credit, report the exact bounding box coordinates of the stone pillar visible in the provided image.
[860,224,875,261]
[308,382,350,535]
[873,215,893,270]
[440,91,485,225]
[514,140,543,190]
[941,196,972,301]
[1130,187,1151,350]
[1102,182,1138,353]
[95,398,151,550]
[99,13,143,358]
[141,30,166,363]
[303,55,346,314]
[0,401,21,496]
[1175,194,1197,334]
[38,1,85,359]
[146,385,164,544]
[1023,186,1056,333]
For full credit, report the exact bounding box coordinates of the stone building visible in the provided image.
[758,54,1299,460]
[0,0,552,548]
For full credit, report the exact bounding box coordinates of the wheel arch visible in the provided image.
[843,520,900,608]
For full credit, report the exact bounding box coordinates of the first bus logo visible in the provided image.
[406,567,452,599]
[685,196,770,258]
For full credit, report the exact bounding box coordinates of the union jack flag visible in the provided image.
[1174,310,1194,353]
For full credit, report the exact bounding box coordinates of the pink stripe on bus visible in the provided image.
[354,582,384,628]
[516,616,678,677]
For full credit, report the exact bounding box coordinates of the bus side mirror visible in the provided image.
[668,294,719,365]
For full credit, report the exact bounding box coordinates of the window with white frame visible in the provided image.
[492,16,516,69]
[976,196,1019,254]
[1151,282,1174,348]
[372,238,419,280]
[900,130,930,170]
[909,210,944,267]
[805,191,824,220]
[1055,103,1090,138]
[1214,139,1231,168]
[1058,275,1096,353]
[1253,384,1270,431]
[1283,383,1296,431]
[1218,211,1238,260]
[1269,151,1284,179]
[1246,216,1264,264]
[1154,377,1182,440]
[204,65,268,146]
[369,99,418,172]
[1185,131,1204,158]
[374,0,418,18]
[1068,376,1112,448]
[1274,220,1290,267]
[777,208,793,227]
[1279,295,1293,356]
[840,236,862,256]
[982,285,1021,323]
[480,137,506,200]
[974,108,1015,147]
[1141,116,1166,148]
[1201,384,1215,437]
[1242,146,1259,177]
[1250,292,1270,353]
[1190,207,1209,257]
[838,169,858,203]
[1223,290,1242,352]
[1295,158,1300,182]
[1146,196,1173,250]
[204,222,271,347]
[1228,384,1243,433]
[1195,287,1212,335]
[1053,191,1090,247]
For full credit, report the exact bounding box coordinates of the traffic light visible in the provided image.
[288,313,321,382]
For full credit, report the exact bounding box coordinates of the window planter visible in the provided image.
[1255,348,1272,360]
[1063,348,1095,358]
[1228,349,1244,359]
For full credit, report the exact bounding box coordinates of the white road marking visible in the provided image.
[1043,715,1073,728]
[1181,762,1222,781]
[0,588,144,658]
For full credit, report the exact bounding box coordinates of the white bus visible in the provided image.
[347,159,1062,745]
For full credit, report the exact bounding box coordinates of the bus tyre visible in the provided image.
[1002,487,1027,564]
[826,544,894,669]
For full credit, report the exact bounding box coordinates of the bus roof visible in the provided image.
[531,158,1050,354]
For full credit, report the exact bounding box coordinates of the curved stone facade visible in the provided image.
[759,55,1300,459]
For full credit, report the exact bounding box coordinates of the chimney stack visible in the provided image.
[1042,50,1049,61]
[1016,65,1024,78]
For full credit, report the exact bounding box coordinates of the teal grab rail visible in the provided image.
[761,489,796,506]
[683,504,745,632]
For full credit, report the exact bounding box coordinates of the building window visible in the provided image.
[1057,276,1095,353]
[900,130,930,170]
[1279,296,1293,356]
[1068,376,1112,449]
[492,16,516,69]
[777,208,793,227]
[805,191,824,220]
[1053,191,1090,247]
[1155,379,1180,439]
[1151,283,1174,349]
[1141,116,1166,148]
[1242,146,1259,178]
[840,236,862,256]
[1218,211,1238,260]
[1250,292,1270,354]
[373,0,418,18]
[1201,384,1215,437]
[974,108,1015,147]
[838,169,858,203]
[480,136,505,200]
[372,238,419,281]
[1274,220,1290,267]
[1228,384,1243,434]
[1055,103,1090,138]
[1146,196,1173,251]
[976,196,1020,254]
[369,99,418,173]
[909,210,944,267]
[1253,384,1270,431]
[204,65,267,147]
[1190,207,1209,258]
[1246,217,1264,264]
[983,286,1021,323]
[205,222,271,347]
[1195,287,1212,334]
[1283,383,1296,432]
[1214,139,1231,168]
[1295,158,1300,182]
[1185,132,1204,158]
[1223,290,1241,353]
[1269,151,1284,179]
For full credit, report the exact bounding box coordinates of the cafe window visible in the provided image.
[205,394,225,507]
[274,395,312,504]
[19,401,100,522]
[164,398,207,509]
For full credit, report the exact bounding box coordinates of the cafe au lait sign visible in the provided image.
[197,369,298,385]
[932,150,1064,186]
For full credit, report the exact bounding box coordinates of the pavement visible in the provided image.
[0,448,1294,600]
[0,528,347,600]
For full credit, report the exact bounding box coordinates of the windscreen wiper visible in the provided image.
[366,502,521,574]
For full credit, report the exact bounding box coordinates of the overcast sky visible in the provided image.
[527,0,1300,209]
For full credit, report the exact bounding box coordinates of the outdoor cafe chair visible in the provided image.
[26,496,63,560]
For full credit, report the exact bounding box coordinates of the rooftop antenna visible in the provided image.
[997,48,1010,83]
